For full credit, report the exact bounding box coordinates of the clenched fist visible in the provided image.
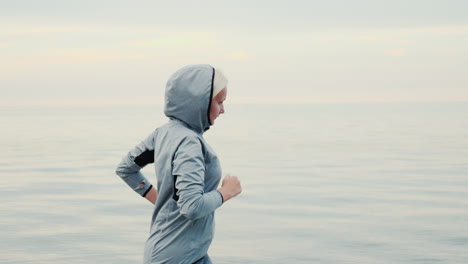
[217,175,242,203]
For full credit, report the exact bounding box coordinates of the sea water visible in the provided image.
[1,103,467,264]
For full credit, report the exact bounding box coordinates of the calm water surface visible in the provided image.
[1,103,467,263]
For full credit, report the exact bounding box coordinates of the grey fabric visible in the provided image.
[115,132,155,197]
[193,255,213,264]
[164,64,214,133]
[116,64,223,264]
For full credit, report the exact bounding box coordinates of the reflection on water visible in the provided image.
[1,103,468,263]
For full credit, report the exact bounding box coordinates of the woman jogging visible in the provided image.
[115,64,242,264]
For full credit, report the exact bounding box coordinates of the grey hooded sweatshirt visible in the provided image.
[115,64,224,264]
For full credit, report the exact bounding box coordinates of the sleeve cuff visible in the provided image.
[142,184,153,197]
[216,190,224,204]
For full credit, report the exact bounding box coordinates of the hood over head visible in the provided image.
[164,64,215,134]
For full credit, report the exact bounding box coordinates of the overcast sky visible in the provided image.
[1,0,467,106]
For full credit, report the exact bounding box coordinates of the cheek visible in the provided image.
[210,104,218,117]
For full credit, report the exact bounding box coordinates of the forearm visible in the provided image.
[178,190,223,220]
[115,130,157,197]
[116,169,153,197]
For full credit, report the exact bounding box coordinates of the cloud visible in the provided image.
[309,25,468,45]
[403,26,468,35]
[0,30,221,67]
[384,48,408,56]
[2,48,148,67]
[0,24,173,37]
[225,51,252,61]
[1,25,98,36]
[0,41,13,48]
[124,31,217,48]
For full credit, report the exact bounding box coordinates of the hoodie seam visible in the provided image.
[206,67,215,127]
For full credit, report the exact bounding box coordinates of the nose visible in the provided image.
[220,105,225,114]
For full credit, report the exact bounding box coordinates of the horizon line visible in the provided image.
[1,99,468,108]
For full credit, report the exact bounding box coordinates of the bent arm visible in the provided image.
[115,130,157,199]
[173,137,223,220]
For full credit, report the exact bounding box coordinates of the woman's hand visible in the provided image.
[217,175,242,203]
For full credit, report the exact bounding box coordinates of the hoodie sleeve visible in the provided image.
[173,136,223,220]
[115,130,156,197]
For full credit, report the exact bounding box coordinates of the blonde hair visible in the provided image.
[212,68,228,98]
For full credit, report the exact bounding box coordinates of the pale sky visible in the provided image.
[1,0,467,106]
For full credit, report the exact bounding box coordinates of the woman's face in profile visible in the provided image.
[209,88,227,125]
